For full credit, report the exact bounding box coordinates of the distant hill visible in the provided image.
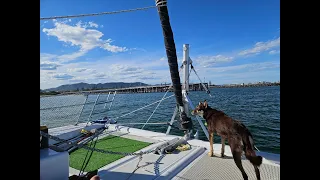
[44,82,149,92]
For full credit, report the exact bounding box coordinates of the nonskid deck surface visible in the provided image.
[173,152,280,180]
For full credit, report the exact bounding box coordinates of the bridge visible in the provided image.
[61,83,209,95]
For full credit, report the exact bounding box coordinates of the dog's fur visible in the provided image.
[191,100,262,180]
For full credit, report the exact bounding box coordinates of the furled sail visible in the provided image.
[155,0,192,131]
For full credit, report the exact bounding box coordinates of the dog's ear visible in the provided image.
[199,102,202,106]
[203,100,208,108]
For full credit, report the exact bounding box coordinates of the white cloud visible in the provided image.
[269,50,280,54]
[40,62,60,70]
[93,72,108,78]
[58,51,88,63]
[160,57,166,61]
[101,39,128,53]
[40,59,159,89]
[67,68,88,72]
[76,21,99,28]
[40,53,58,63]
[238,37,280,56]
[205,70,279,85]
[52,73,74,80]
[203,61,279,73]
[43,22,100,51]
[40,56,279,89]
[40,52,186,89]
[130,48,147,52]
[42,20,128,63]
[88,22,98,28]
[109,64,160,81]
[110,64,144,75]
[195,55,234,67]
[187,61,280,85]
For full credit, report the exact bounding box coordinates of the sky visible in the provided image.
[40,0,280,89]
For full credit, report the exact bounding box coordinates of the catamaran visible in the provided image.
[40,0,280,179]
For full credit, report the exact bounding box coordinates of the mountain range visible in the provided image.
[43,82,149,92]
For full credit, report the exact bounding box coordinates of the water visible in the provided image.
[40,86,280,154]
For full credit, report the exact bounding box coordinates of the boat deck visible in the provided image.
[45,123,280,180]
[173,152,280,180]
[102,124,280,180]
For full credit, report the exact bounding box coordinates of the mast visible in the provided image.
[182,44,190,114]
[155,0,193,133]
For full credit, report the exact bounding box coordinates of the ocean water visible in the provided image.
[40,86,280,154]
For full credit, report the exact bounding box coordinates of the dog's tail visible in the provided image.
[241,125,263,166]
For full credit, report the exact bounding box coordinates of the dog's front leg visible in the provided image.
[208,132,214,157]
[221,137,225,157]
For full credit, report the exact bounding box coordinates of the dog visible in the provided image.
[191,100,262,180]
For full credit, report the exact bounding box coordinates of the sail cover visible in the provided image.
[155,0,192,131]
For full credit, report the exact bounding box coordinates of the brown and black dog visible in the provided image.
[191,100,262,180]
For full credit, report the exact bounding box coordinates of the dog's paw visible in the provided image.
[208,152,214,157]
[221,153,225,158]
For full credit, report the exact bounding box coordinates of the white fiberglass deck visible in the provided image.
[99,143,205,180]
[48,123,105,145]
[98,125,280,180]
[46,124,280,180]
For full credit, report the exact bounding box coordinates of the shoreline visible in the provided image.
[40,84,279,97]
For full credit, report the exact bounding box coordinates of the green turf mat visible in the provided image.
[69,135,151,172]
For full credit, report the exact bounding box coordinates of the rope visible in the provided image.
[125,154,143,180]
[113,94,174,120]
[124,153,164,180]
[116,122,173,126]
[89,108,170,122]
[156,0,167,7]
[40,101,94,110]
[254,145,260,152]
[141,90,169,129]
[78,136,98,177]
[40,5,166,20]
[40,100,111,110]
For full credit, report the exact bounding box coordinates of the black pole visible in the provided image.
[155,0,183,107]
[155,0,192,131]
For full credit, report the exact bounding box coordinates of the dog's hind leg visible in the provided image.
[232,150,248,180]
[221,137,225,157]
[230,139,248,180]
[208,132,214,157]
[254,165,261,180]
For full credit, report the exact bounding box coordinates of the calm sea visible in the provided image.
[40,86,280,154]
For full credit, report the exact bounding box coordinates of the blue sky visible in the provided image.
[40,0,280,89]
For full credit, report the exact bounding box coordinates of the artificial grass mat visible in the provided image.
[69,135,151,172]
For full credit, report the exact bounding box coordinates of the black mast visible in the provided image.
[155,0,192,131]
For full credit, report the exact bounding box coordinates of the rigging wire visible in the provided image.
[78,136,98,178]
[40,5,166,20]
[141,90,170,129]
[113,94,174,120]
[190,63,212,97]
